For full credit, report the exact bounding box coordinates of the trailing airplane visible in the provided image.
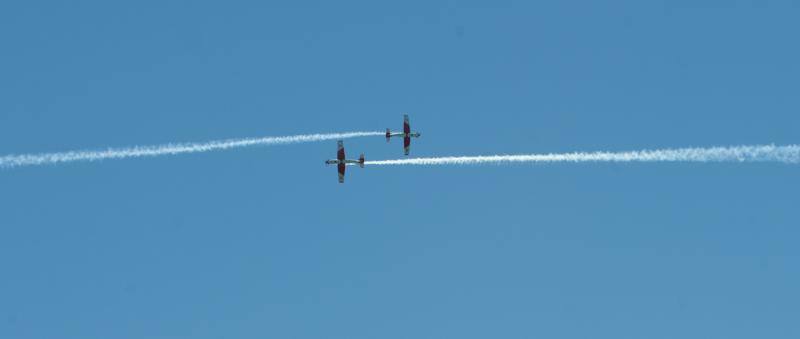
[324,140,365,183]
[385,114,421,155]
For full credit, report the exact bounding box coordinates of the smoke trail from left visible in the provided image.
[0,131,383,169]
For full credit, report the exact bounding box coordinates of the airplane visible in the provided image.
[324,140,365,183]
[385,114,421,155]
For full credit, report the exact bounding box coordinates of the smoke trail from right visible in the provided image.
[0,131,383,169]
[364,144,800,166]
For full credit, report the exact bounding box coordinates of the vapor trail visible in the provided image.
[365,145,800,166]
[0,131,383,169]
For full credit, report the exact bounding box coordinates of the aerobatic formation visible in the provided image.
[2,113,797,182]
[326,114,421,183]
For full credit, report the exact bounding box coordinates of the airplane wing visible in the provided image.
[403,114,411,134]
[338,163,345,183]
[404,136,411,156]
[337,140,345,161]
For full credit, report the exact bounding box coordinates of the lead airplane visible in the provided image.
[385,114,421,155]
[324,140,365,183]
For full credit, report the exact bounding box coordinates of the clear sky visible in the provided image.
[1,1,799,338]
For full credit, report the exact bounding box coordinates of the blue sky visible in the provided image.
[1,1,799,338]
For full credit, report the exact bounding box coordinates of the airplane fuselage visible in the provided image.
[388,132,421,138]
[325,159,362,165]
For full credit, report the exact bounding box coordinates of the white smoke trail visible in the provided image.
[0,131,383,169]
[365,145,800,166]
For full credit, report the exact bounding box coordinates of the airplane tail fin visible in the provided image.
[385,129,391,142]
[358,154,365,168]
